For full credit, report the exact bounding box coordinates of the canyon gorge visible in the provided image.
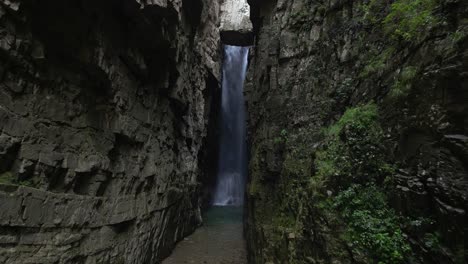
[0,0,467,263]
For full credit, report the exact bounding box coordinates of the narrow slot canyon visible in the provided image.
[163,45,250,264]
[0,0,467,264]
[164,2,252,263]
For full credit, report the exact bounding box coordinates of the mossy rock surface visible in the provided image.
[246,0,467,262]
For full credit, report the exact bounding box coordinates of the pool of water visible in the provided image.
[162,206,247,264]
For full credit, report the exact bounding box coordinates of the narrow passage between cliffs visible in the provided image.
[163,45,249,264]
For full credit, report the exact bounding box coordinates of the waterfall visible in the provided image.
[212,45,249,206]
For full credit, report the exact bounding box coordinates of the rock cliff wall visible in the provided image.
[0,0,220,263]
[245,0,467,263]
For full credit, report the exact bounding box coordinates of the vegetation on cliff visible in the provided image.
[0,171,38,187]
[248,102,447,263]
[246,0,467,263]
[315,104,410,263]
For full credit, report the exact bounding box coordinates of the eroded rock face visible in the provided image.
[0,0,220,263]
[245,0,467,263]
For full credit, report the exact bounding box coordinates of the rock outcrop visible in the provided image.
[245,0,467,263]
[220,0,254,46]
[0,0,220,263]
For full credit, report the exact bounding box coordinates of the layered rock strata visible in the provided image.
[0,0,220,263]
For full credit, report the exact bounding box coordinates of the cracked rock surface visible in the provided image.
[0,0,220,263]
[245,0,467,263]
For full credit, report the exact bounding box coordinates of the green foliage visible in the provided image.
[0,171,15,185]
[361,0,389,25]
[274,129,289,144]
[389,66,418,98]
[0,171,37,187]
[314,104,411,263]
[19,177,37,188]
[404,216,443,254]
[383,0,439,42]
[316,103,394,189]
[360,47,395,78]
[450,30,464,43]
[448,28,467,48]
[326,103,379,136]
[271,213,296,229]
[423,232,441,252]
[333,185,411,263]
[359,0,442,103]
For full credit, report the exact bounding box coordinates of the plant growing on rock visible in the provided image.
[315,103,394,189]
[360,47,395,79]
[333,185,411,263]
[383,0,439,42]
[0,171,15,185]
[314,104,410,263]
[274,129,289,144]
[389,66,419,98]
[0,171,38,187]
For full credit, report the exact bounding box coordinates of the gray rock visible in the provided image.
[0,0,221,263]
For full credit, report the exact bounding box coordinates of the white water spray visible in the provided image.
[212,45,249,206]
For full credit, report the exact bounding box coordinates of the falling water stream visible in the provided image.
[213,45,249,206]
[162,45,249,263]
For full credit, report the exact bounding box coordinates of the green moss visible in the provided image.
[283,151,310,179]
[0,171,38,187]
[389,66,419,98]
[361,0,389,25]
[447,28,467,51]
[383,0,439,42]
[423,232,441,252]
[271,214,296,229]
[316,103,394,189]
[326,103,379,136]
[250,104,416,262]
[274,129,288,144]
[360,47,395,79]
[19,177,37,188]
[361,0,440,42]
[0,171,15,185]
[450,30,463,43]
[359,0,441,79]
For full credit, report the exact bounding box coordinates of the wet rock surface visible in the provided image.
[0,0,220,263]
